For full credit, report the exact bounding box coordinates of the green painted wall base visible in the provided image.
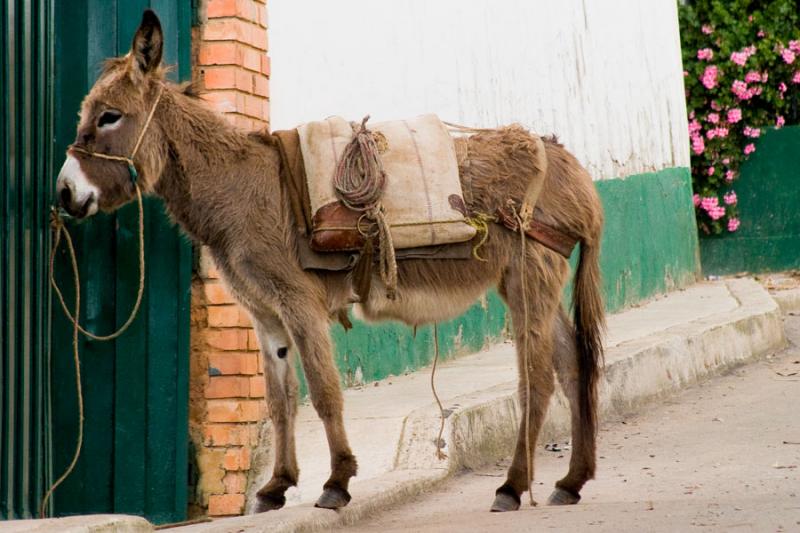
[700,126,800,275]
[298,166,700,393]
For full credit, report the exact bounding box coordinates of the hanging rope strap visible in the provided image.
[332,116,398,299]
[40,185,146,517]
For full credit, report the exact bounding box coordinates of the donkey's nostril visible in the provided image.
[60,185,72,208]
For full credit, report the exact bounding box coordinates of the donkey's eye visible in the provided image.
[98,110,122,128]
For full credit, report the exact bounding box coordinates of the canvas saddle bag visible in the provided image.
[296,114,476,252]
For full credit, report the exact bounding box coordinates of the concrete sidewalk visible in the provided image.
[6,278,786,533]
[176,278,785,533]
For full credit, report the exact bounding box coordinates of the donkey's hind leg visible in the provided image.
[252,311,300,512]
[492,246,568,512]
[549,307,596,505]
[279,297,358,510]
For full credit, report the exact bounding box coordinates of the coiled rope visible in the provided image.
[332,116,398,299]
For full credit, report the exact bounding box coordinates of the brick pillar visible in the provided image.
[190,0,269,518]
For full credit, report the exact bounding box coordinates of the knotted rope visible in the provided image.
[39,186,146,519]
[332,116,398,299]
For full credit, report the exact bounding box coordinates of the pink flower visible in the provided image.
[758,29,766,38]
[745,70,761,83]
[697,48,714,61]
[689,110,696,120]
[743,126,761,138]
[730,51,748,66]
[744,143,756,155]
[723,158,730,165]
[723,191,737,205]
[709,206,727,221]
[702,65,719,89]
[782,48,796,64]
[707,166,716,176]
[715,127,729,138]
[727,108,742,123]
[683,70,689,77]
[727,217,740,232]
[688,119,702,135]
[791,40,800,53]
[691,135,705,155]
[693,194,701,207]
[777,115,786,128]
[725,170,735,182]
[701,196,719,211]
[707,112,719,124]
[702,24,714,35]
[793,72,800,84]
[780,82,788,93]
[711,100,722,111]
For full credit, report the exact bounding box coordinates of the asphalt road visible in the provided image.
[341,317,800,532]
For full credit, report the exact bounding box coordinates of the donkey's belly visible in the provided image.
[355,282,488,326]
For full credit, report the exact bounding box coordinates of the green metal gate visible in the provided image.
[2,0,193,524]
[1,0,53,520]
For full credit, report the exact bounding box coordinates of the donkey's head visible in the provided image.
[56,9,169,218]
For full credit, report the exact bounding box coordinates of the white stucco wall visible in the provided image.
[268,0,690,180]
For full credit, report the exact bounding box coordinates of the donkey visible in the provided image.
[55,10,604,513]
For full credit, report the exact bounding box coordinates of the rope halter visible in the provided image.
[69,84,165,185]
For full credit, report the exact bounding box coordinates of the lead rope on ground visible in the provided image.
[431,323,448,460]
[511,204,535,507]
[39,184,146,518]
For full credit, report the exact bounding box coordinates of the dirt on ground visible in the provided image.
[341,317,800,532]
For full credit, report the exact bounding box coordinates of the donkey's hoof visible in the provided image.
[254,492,286,512]
[490,492,521,512]
[315,485,351,510]
[547,487,581,506]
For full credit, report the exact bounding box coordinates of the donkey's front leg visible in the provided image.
[252,311,300,512]
[280,298,358,509]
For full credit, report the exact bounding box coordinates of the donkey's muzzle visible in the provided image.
[56,155,99,219]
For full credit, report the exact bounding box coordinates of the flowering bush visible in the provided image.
[679,0,800,234]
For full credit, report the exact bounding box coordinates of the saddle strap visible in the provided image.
[495,207,580,259]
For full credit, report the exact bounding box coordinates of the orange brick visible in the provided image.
[237,308,254,328]
[260,55,270,76]
[257,3,268,28]
[208,351,260,375]
[223,446,251,471]
[249,375,266,397]
[253,75,269,98]
[208,305,240,327]
[203,281,236,305]
[198,41,240,66]
[241,46,261,72]
[207,0,237,17]
[203,423,251,446]
[247,329,259,351]
[202,66,235,89]
[207,399,265,422]
[204,17,252,43]
[249,26,267,51]
[206,375,251,399]
[206,328,248,351]
[202,90,245,114]
[223,471,248,494]
[243,94,267,120]
[208,493,245,516]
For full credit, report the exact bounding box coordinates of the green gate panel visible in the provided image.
[1,0,53,520]
[48,0,192,524]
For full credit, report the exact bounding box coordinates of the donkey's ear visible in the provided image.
[131,9,163,74]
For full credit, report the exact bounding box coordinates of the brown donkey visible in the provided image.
[55,11,605,513]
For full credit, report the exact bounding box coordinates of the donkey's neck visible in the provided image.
[154,86,283,250]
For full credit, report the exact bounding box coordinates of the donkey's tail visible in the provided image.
[572,238,605,476]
